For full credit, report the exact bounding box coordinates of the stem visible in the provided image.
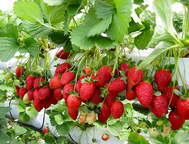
[182,6,189,39]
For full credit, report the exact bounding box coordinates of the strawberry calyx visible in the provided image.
[154,91,162,97]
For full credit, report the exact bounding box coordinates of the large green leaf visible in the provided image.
[0,132,10,143]
[0,24,18,39]
[23,21,51,38]
[17,101,26,113]
[56,123,69,136]
[107,0,132,42]
[94,0,116,19]
[87,15,112,37]
[96,37,117,49]
[28,105,38,117]
[0,107,11,117]
[23,38,39,57]
[14,1,44,23]
[0,16,8,27]
[0,37,19,62]
[48,31,69,46]
[137,42,176,69]
[43,0,64,6]
[19,111,30,122]
[14,124,27,136]
[0,84,14,92]
[107,121,123,136]
[171,130,189,144]
[128,19,144,33]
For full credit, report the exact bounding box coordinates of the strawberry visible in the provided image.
[86,111,96,124]
[111,101,124,119]
[108,77,127,93]
[55,62,71,75]
[15,66,25,78]
[98,102,111,123]
[84,66,92,76]
[101,133,109,141]
[79,115,86,123]
[44,95,58,109]
[28,90,34,100]
[91,88,103,104]
[38,86,52,100]
[26,75,35,90]
[169,111,185,130]
[176,97,189,120]
[80,81,95,101]
[19,87,27,99]
[53,88,63,101]
[68,109,78,120]
[91,74,104,87]
[15,85,20,96]
[136,81,154,107]
[60,71,75,85]
[67,94,82,112]
[119,62,130,76]
[42,128,49,135]
[97,65,112,84]
[105,94,115,107]
[154,69,172,92]
[33,89,40,100]
[49,75,62,89]
[126,88,136,100]
[107,91,118,99]
[33,98,45,112]
[63,84,74,100]
[128,67,143,89]
[149,94,168,118]
[163,86,179,108]
[76,75,86,92]
[33,77,45,89]
[56,49,70,59]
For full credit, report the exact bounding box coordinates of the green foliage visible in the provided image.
[107,120,123,136]
[128,132,150,144]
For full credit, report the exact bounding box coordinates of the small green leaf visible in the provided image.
[128,132,139,144]
[43,0,64,6]
[119,131,130,141]
[56,123,69,136]
[48,31,69,46]
[0,84,14,92]
[19,112,30,122]
[0,16,8,27]
[54,113,63,125]
[23,38,39,57]
[0,107,11,117]
[135,4,149,16]
[138,135,150,144]
[44,134,56,144]
[128,19,143,33]
[57,136,68,144]
[171,130,189,144]
[108,120,123,136]
[0,132,10,143]
[14,1,44,23]
[14,124,27,136]
[134,0,144,5]
[0,37,19,62]
[96,37,117,49]
[17,101,26,112]
[0,24,18,39]
[28,105,38,117]
[67,4,80,15]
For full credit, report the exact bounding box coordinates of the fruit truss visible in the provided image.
[1,0,189,144]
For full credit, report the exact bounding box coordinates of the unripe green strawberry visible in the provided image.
[136,81,154,107]
[23,93,30,104]
[80,81,95,101]
[60,71,75,85]
[68,109,78,120]
[154,69,172,92]
[169,110,185,130]
[53,88,63,101]
[86,111,96,124]
[128,67,143,89]
[176,97,189,120]
[26,75,35,90]
[49,75,63,89]
[91,88,103,104]
[108,77,127,93]
[67,94,82,112]
[148,128,159,138]
[39,86,52,100]
[149,94,168,118]
[111,101,124,119]
[97,65,112,84]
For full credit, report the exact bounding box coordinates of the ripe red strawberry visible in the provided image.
[136,81,154,107]
[53,88,63,101]
[163,86,179,108]
[126,88,136,100]
[169,111,185,130]
[105,94,115,107]
[84,66,92,76]
[33,98,45,112]
[68,109,78,120]
[42,128,49,135]
[15,66,25,78]
[33,77,45,89]
[149,95,168,118]
[80,81,95,101]
[56,49,70,59]
[98,102,111,123]
[176,97,189,120]
[102,133,109,141]
[49,75,62,89]
[91,88,103,104]
[108,77,127,93]
[128,67,143,89]
[107,91,118,99]
[97,65,112,84]
[75,75,86,92]
[55,62,71,75]
[44,95,58,109]
[33,89,40,100]
[26,75,35,90]
[19,87,27,99]
[60,71,75,85]
[91,74,104,87]
[154,69,172,92]
[63,83,74,100]
[15,85,20,96]
[67,94,82,112]
[119,62,130,76]
[38,86,52,100]
[28,90,34,100]
[111,101,124,119]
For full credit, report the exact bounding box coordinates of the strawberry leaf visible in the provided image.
[43,0,64,6]
[56,123,69,136]
[107,120,123,136]
[19,111,30,122]
[14,124,27,136]
[28,105,38,117]
[23,38,39,57]
[48,31,69,46]
[0,107,11,117]
[54,114,64,125]
[0,24,18,39]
